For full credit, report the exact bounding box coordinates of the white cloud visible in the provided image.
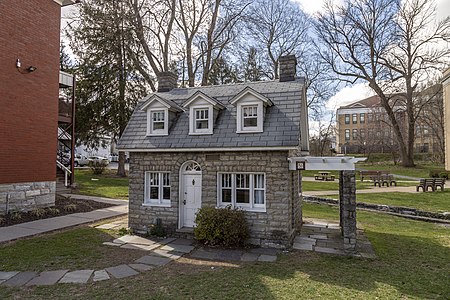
[326,83,375,110]
[436,0,450,19]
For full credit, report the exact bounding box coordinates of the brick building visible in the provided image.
[336,89,443,155]
[118,56,310,248]
[0,0,77,213]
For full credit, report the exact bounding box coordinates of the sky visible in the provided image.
[294,0,450,114]
[61,0,450,125]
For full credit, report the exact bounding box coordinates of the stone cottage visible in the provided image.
[118,55,309,248]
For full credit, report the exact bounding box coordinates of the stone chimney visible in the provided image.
[279,55,297,82]
[157,71,178,92]
[442,68,450,171]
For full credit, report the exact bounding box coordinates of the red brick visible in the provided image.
[0,0,61,184]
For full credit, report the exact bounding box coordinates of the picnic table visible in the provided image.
[314,171,335,181]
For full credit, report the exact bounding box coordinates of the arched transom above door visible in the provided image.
[183,161,201,172]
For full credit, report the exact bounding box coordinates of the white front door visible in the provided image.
[182,173,202,227]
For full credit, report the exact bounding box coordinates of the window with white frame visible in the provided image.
[218,173,265,211]
[237,103,263,133]
[144,172,171,206]
[189,106,213,134]
[195,108,209,130]
[147,109,168,136]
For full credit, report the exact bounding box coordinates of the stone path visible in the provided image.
[292,218,376,258]
[0,194,128,244]
[0,231,279,287]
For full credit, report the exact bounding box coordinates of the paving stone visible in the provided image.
[215,249,244,261]
[123,235,157,246]
[105,265,139,279]
[2,272,37,287]
[160,244,195,254]
[292,243,313,251]
[59,270,93,284]
[0,280,4,284]
[293,236,316,244]
[309,234,328,240]
[120,243,160,251]
[93,270,110,282]
[171,238,195,246]
[0,271,19,281]
[112,238,126,245]
[241,252,259,262]
[135,255,172,266]
[258,255,277,262]
[26,270,68,286]
[152,249,184,259]
[158,237,177,245]
[96,224,117,230]
[103,242,121,247]
[249,248,279,256]
[314,247,346,255]
[190,248,217,260]
[128,263,154,272]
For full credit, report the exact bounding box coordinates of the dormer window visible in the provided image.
[150,109,167,135]
[230,87,273,134]
[140,95,182,137]
[182,91,224,135]
[242,105,259,128]
[194,108,210,131]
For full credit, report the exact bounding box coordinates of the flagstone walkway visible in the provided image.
[0,232,280,287]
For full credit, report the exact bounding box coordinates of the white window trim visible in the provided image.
[147,108,169,136]
[189,105,213,135]
[144,171,171,207]
[217,172,266,212]
[236,102,263,133]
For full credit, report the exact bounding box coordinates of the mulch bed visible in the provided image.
[0,196,114,227]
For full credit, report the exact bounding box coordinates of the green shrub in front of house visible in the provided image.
[194,206,249,247]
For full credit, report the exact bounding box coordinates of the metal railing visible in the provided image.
[56,160,72,187]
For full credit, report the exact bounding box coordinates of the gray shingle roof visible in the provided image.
[117,78,305,150]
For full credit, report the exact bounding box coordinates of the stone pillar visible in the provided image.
[339,170,357,253]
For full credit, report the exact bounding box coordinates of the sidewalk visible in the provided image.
[0,194,128,244]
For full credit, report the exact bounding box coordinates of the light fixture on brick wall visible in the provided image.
[16,58,37,73]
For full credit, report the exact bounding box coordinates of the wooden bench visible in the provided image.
[371,174,396,187]
[360,170,389,182]
[314,172,335,181]
[416,178,445,192]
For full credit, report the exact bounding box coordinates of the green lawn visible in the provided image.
[74,169,129,199]
[0,226,143,272]
[302,180,416,192]
[1,205,449,299]
[323,191,450,213]
[356,163,445,179]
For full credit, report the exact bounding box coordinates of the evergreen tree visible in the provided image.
[208,57,239,85]
[67,0,147,176]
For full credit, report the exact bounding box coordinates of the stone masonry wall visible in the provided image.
[129,151,301,248]
[0,181,56,214]
[339,170,357,253]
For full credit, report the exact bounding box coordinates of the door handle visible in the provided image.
[183,200,186,205]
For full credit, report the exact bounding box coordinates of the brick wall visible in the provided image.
[129,151,302,248]
[0,0,61,184]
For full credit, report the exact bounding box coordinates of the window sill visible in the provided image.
[217,204,266,213]
[188,132,213,135]
[142,202,171,208]
[236,129,263,134]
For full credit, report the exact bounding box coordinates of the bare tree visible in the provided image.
[315,0,450,167]
[246,0,309,79]
[128,0,177,90]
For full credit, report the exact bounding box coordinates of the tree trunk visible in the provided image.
[117,151,127,177]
